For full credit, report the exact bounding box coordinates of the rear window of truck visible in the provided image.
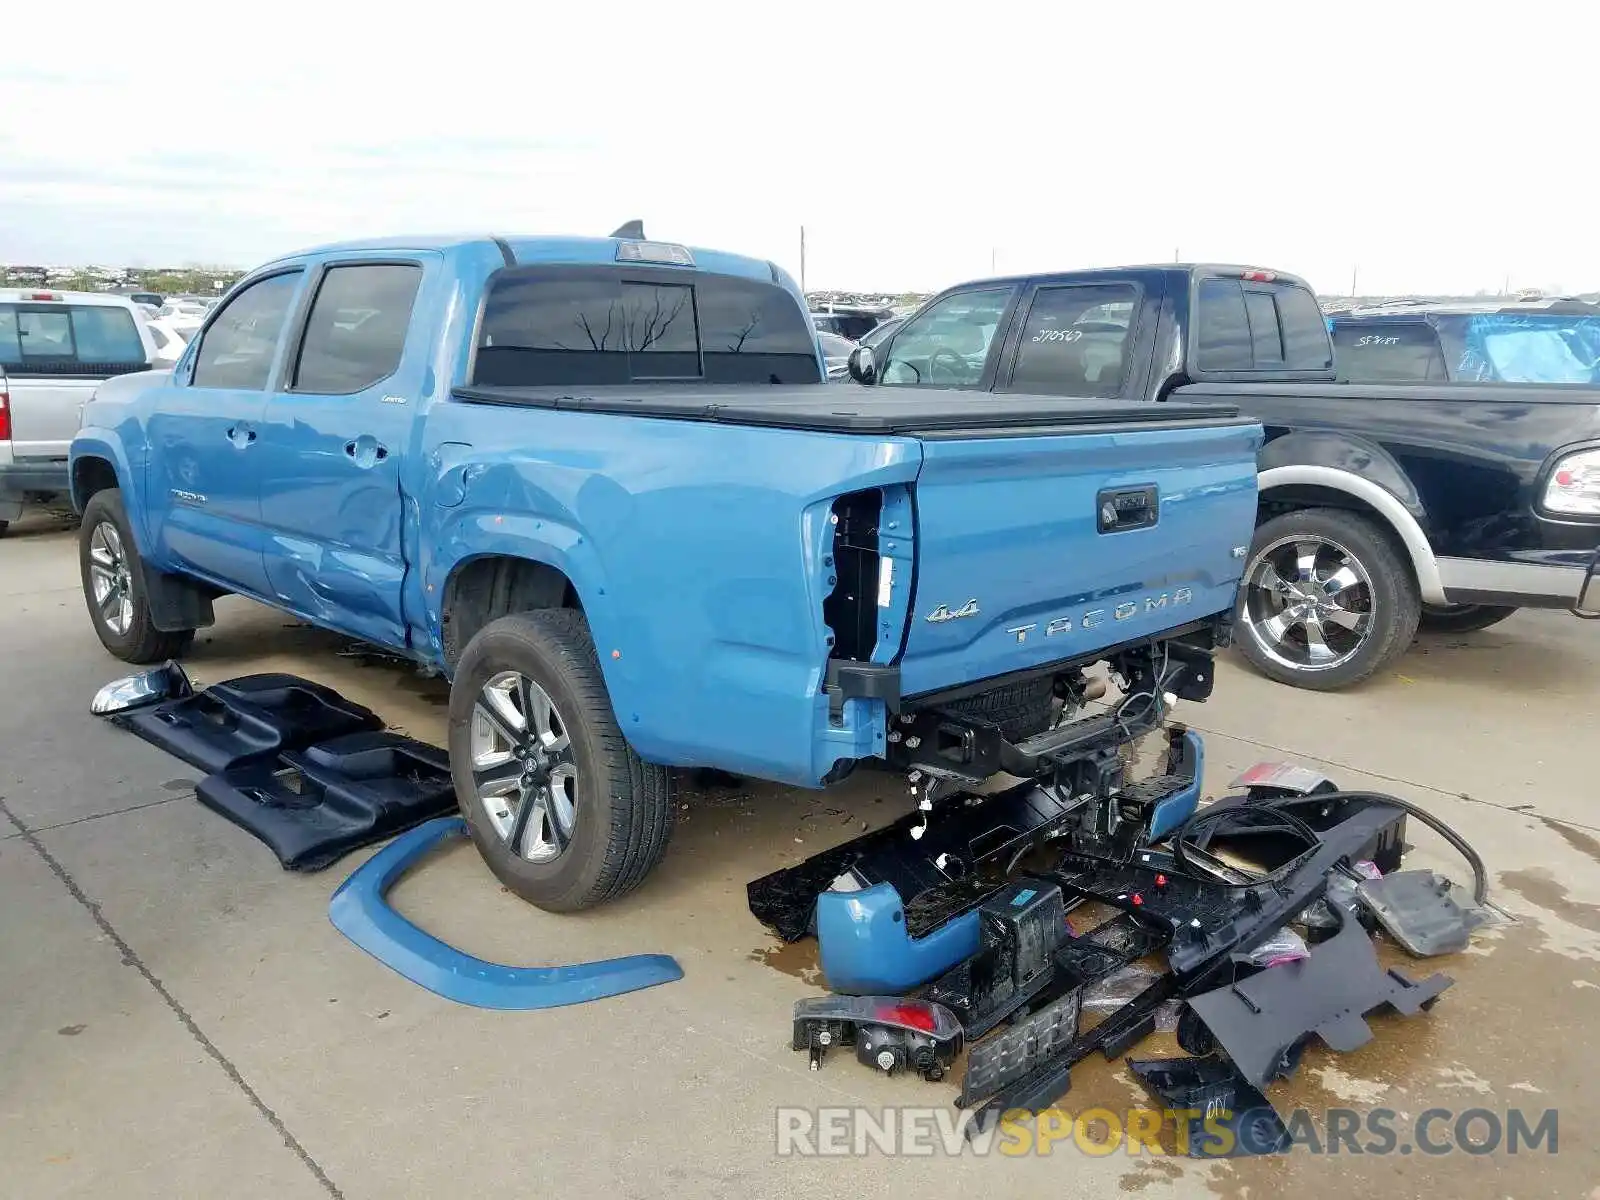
[1195,278,1331,373]
[0,302,147,373]
[473,269,822,386]
[1332,323,1450,382]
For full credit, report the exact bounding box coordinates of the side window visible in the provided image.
[1007,283,1138,397]
[192,272,302,390]
[879,288,1013,388]
[1275,284,1334,370]
[1197,278,1332,373]
[292,264,423,394]
[1331,324,1448,382]
[1195,279,1252,371]
[1242,290,1284,363]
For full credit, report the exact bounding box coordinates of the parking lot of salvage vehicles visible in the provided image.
[3,231,1599,1199]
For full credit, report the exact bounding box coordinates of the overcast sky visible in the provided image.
[2,1,1593,296]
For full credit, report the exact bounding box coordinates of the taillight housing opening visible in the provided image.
[0,388,11,442]
[822,488,884,662]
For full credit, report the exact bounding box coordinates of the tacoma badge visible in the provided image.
[926,599,980,624]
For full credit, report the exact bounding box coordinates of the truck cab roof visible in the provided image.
[873,262,1334,402]
[261,233,793,288]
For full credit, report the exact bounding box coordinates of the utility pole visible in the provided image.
[990,247,997,273]
[799,226,807,296]
[1351,265,1358,297]
[1174,246,1180,263]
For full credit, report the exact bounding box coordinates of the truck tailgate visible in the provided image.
[5,376,99,458]
[899,421,1261,697]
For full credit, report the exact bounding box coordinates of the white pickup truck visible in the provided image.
[1,290,158,533]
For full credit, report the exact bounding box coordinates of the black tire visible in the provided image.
[78,489,195,663]
[0,520,9,538]
[447,609,677,912]
[1417,602,1519,634]
[946,675,1056,741]
[1234,507,1420,691]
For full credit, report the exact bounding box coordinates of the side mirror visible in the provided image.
[847,344,878,385]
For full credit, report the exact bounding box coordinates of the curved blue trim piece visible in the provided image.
[817,882,980,994]
[327,817,683,1009]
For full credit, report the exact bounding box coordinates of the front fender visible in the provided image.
[69,429,149,548]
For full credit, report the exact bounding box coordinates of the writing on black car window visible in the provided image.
[1008,283,1137,396]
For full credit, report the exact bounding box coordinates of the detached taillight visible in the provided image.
[0,389,11,442]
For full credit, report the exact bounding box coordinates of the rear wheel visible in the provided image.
[447,609,677,912]
[1417,602,1518,634]
[1234,507,1419,691]
[78,489,195,663]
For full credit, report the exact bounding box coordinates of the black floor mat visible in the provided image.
[195,730,458,871]
[109,673,383,774]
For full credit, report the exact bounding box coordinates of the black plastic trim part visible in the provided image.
[1127,1055,1291,1157]
[450,382,1249,435]
[491,236,516,267]
[196,730,458,871]
[747,775,1085,942]
[1443,588,1584,611]
[1096,484,1159,534]
[824,659,901,721]
[106,673,383,774]
[1575,545,1600,618]
[1185,902,1452,1089]
[141,561,217,631]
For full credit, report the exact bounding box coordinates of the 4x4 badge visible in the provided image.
[926,599,980,624]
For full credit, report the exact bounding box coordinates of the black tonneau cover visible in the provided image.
[451,383,1247,435]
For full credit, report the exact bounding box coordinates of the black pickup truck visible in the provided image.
[845,265,1600,690]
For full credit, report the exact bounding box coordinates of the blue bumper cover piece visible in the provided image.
[817,730,1205,995]
[817,883,982,995]
[328,817,683,1009]
[1149,729,1204,842]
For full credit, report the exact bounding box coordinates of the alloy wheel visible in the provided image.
[87,521,134,636]
[1239,534,1375,673]
[468,670,577,864]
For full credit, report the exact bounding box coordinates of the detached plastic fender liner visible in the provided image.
[327,818,684,1010]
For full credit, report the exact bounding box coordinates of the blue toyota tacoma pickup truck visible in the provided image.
[70,231,1262,910]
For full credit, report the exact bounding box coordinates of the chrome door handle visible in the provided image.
[226,424,256,447]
